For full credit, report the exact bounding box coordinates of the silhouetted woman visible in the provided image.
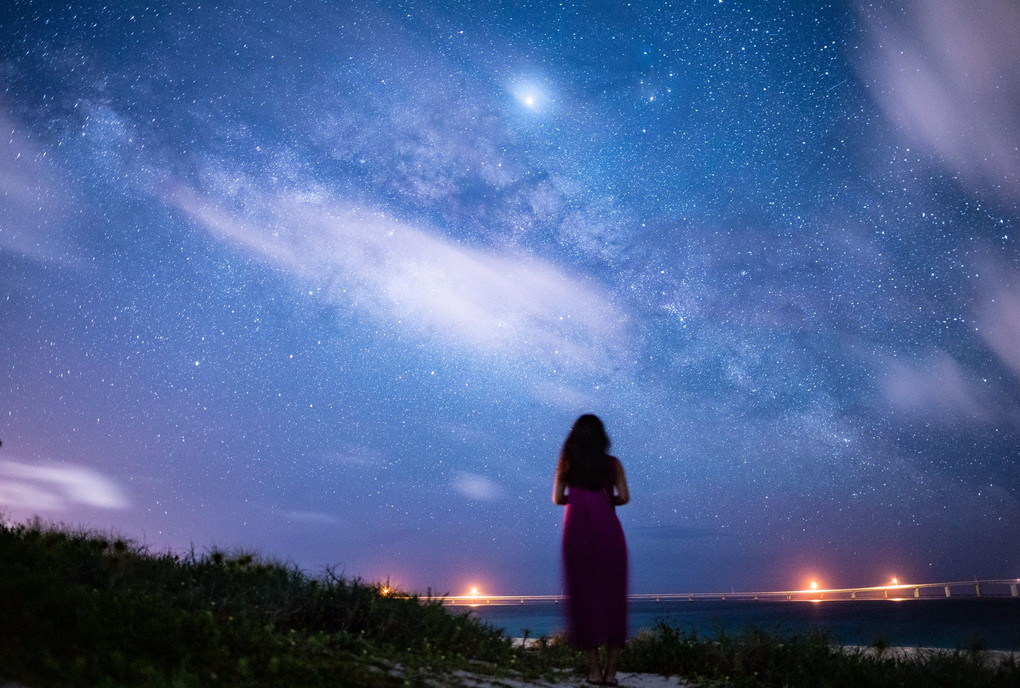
[552,414,629,686]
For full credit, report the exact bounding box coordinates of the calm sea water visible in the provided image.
[463,599,1020,650]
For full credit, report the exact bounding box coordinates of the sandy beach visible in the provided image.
[439,644,1020,688]
[439,643,1020,688]
[441,670,696,688]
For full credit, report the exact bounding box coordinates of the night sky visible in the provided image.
[2,0,1018,595]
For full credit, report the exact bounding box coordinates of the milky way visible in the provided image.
[2,0,1018,594]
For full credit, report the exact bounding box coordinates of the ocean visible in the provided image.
[463,598,1020,651]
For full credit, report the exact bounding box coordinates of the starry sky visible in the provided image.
[2,0,1019,595]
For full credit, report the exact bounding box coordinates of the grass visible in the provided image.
[0,518,515,687]
[620,621,1020,687]
[1,519,1017,687]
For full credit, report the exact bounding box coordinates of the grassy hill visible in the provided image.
[0,519,523,687]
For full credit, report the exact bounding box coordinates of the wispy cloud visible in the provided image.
[977,266,1020,379]
[278,510,342,526]
[0,113,79,263]
[167,183,629,376]
[881,351,990,421]
[856,0,1020,199]
[451,472,500,501]
[0,460,130,511]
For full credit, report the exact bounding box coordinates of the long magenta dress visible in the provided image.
[562,457,628,649]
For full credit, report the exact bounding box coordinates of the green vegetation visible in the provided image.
[0,519,516,687]
[622,622,1020,687]
[1,520,1017,687]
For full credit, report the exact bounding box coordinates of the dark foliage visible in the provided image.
[0,520,511,687]
[621,621,1020,687]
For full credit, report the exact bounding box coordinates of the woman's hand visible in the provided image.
[552,471,568,505]
[612,458,630,506]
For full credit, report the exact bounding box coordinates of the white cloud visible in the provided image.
[856,0,1020,199]
[977,268,1020,379]
[0,113,78,263]
[881,351,988,421]
[167,184,629,375]
[879,265,1020,426]
[451,472,499,501]
[278,510,342,526]
[0,460,130,511]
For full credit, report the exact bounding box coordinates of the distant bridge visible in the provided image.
[439,579,1020,606]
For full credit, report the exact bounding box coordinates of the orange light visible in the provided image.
[469,587,480,596]
[891,577,898,586]
[809,581,819,590]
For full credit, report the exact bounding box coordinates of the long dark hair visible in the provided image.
[557,414,613,490]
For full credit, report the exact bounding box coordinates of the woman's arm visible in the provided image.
[612,458,630,506]
[552,469,568,505]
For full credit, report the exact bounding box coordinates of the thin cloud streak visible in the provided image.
[279,510,343,526]
[0,460,130,512]
[978,268,1020,379]
[168,184,630,377]
[0,113,78,263]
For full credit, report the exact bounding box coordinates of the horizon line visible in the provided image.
[431,578,1020,604]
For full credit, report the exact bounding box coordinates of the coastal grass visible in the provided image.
[619,621,1020,687]
[0,519,515,687]
[2,519,1018,687]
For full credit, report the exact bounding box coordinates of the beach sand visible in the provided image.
[439,645,1020,688]
[441,670,697,688]
[440,641,1020,688]
[488,639,697,687]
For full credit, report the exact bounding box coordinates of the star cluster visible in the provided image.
[1,0,1018,594]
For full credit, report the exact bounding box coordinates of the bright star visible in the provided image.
[510,78,552,112]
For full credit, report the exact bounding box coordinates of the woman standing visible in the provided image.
[552,414,630,686]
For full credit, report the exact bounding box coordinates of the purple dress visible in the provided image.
[562,457,628,649]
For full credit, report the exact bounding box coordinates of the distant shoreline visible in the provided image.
[513,636,1020,664]
[472,596,1020,652]
[443,579,1020,605]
